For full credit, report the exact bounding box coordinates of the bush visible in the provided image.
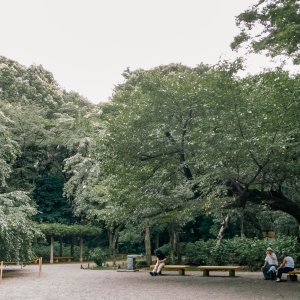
[184,236,300,270]
[89,248,108,266]
[156,244,170,257]
[184,239,215,265]
[135,260,148,268]
[270,235,300,265]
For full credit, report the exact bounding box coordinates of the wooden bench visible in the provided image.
[53,256,73,263]
[150,265,190,276]
[287,269,300,281]
[198,266,241,277]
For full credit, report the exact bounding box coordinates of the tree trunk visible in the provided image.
[155,234,159,250]
[59,238,63,257]
[50,235,54,264]
[228,187,300,228]
[107,225,122,266]
[168,225,181,264]
[79,237,84,262]
[216,214,230,246]
[144,225,152,265]
[70,238,74,257]
[240,209,245,238]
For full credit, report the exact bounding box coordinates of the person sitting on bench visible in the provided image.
[150,249,166,276]
[261,247,278,280]
[275,252,294,282]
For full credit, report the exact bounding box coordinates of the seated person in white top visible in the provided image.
[275,252,295,282]
[261,247,278,280]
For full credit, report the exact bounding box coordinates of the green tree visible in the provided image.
[0,105,42,261]
[32,174,75,224]
[105,62,300,236]
[231,0,300,64]
[0,56,93,226]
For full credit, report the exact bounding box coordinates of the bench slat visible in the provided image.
[288,270,300,275]
[198,266,241,270]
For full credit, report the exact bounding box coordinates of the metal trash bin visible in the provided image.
[126,254,143,271]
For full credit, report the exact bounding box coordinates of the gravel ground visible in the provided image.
[0,263,299,300]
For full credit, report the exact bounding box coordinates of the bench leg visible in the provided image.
[287,275,297,281]
[203,270,209,277]
[229,270,235,277]
[179,269,185,276]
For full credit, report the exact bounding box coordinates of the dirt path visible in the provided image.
[0,263,299,300]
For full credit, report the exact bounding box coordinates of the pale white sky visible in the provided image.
[0,0,297,104]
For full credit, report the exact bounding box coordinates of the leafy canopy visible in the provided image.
[231,0,300,64]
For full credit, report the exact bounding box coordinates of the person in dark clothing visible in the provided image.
[275,252,295,282]
[150,249,166,276]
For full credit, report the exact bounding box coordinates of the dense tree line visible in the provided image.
[0,0,299,263]
[0,56,96,261]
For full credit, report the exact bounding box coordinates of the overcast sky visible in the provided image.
[0,0,296,104]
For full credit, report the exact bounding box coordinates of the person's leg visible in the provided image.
[152,262,159,273]
[268,265,278,280]
[262,264,271,279]
[150,261,159,276]
[156,262,165,275]
[276,267,294,282]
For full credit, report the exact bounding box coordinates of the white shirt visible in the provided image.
[265,253,278,265]
[284,256,294,268]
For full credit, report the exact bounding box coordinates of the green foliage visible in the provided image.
[0,56,63,109]
[135,260,149,268]
[184,239,216,265]
[89,248,108,266]
[1,54,299,266]
[0,192,43,262]
[33,241,83,260]
[32,175,75,224]
[0,94,44,262]
[257,210,299,236]
[0,106,19,189]
[232,0,300,64]
[184,236,300,270]
[37,223,102,238]
[157,244,170,258]
[102,62,300,229]
[118,225,144,253]
[0,55,98,262]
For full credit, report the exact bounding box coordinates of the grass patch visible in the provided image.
[90,266,117,270]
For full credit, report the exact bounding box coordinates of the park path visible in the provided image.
[0,263,299,300]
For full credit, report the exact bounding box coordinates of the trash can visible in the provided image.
[127,254,143,271]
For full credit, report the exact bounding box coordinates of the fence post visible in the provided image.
[50,236,54,264]
[38,257,42,276]
[0,261,3,283]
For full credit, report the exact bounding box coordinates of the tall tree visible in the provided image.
[105,62,300,233]
[0,105,41,261]
[231,0,300,64]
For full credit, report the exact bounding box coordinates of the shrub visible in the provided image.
[89,248,108,266]
[156,244,170,257]
[269,235,300,265]
[183,236,300,270]
[135,260,148,268]
[184,239,215,265]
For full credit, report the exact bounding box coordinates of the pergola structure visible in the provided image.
[38,223,102,263]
